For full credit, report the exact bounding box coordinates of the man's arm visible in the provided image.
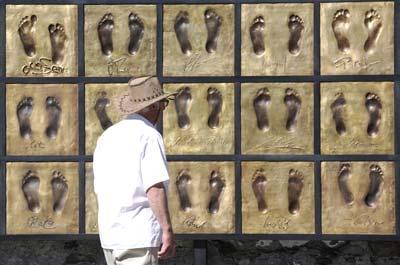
[147,182,175,259]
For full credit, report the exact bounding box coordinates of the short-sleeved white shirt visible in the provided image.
[93,113,169,250]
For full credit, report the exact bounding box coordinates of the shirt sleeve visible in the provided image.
[141,133,170,192]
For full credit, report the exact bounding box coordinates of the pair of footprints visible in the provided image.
[175,9,222,55]
[22,170,69,214]
[176,170,225,214]
[250,14,304,57]
[332,8,383,53]
[18,15,67,64]
[254,88,302,132]
[330,92,382,137]
[98,13,144,56]
[175,87,222,129]
[252,169,304,215]
[338,164,384,208]
[17,96,62,140]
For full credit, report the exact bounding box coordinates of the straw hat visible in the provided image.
[114,76,176,115]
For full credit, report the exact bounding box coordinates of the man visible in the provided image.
[93,76,176,265]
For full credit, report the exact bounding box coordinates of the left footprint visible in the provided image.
[253,88,271,132]
[45,96,62,139]
[48,23,67,65]
[94,91,113,130]
[174,11,192,56]
[51,171,69,214]
[22,170,40,213]
[208,170,225,214]
[175,87,192,129]
[17,97,34,140]
[97,13,114,56]
[176,169,192,212]
[18,15,37,57]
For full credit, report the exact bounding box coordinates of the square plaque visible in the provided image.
[85,5,156,77]
[241,4,314,76]
[322,161,395,235]
[7,162,79,234]
[320,2,394,75]
[6,5,78,77]
[163,4,234,76]
[242,162,315,234]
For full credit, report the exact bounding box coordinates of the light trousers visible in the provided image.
[103,247,158,265]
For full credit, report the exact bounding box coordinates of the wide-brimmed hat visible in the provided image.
[114,76,176,116]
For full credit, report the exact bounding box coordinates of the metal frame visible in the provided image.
[0,1,398,264]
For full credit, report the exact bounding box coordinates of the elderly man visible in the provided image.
[93,76,176,265]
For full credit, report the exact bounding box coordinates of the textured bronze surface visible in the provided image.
[163,4,234,76]
[241,4,313,76]
[85,84,126,154]
[163,83,234,154]
[322,161,395,234]
[6,5,77,77]
[85,5,156,77]
[320,2,394,75]
[168,162,235,233]
[85,163,98,234]
[6,162,79,234]
[242,162,314,234]
[6,84,78,155]
[320,82,394,154]
[241,83,313,154]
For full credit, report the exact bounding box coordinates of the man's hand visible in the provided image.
[158,229,176,259]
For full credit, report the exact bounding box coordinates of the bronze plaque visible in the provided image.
[168,162,235,233]
[320,2,394,75]
[6,84,78,155]
[241,83,313,154]
[320,82,394,154]
[163,4,234,76]
[163,83,234,154]
[322,161,395,234]
[85,5,156,77]
[6,5,78,77]
[85,163,98,234]
[6,162,79,234]
[242,162,315,234]
[85,84,126,154]
[241,4,313,76]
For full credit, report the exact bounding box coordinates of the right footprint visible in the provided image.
[253,88,271,132]
[51,171,69,214]
[365,92,382,137]
[18,15,37,57]
[364,164,384,208]
[94,91,113,130]
[208,170,226,214]
[249,16,265,57]
[363,9,383,54]
[287,169,304,215]
[287,14,304,56]
[283,88,301,132]
[207,87,223,129]
[48,23,67,65]
[337,163,354,206]
[330,92,347,136]
[45,96,62,139]
[175,87,192,129]
[251,169,268,214]
[204,8,222,54]
[176,169,192,212]
[22,170,41,213]
[128,13,145,56]
[17,96,34,140]
[332,9,351,53]
[97,13,114,56]
[174,11,192,56]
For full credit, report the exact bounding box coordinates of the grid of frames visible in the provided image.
[0,0,399,243]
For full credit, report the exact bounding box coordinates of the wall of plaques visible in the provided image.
[0,0,399,240]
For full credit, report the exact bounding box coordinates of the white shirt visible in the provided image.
[93,113,169,250]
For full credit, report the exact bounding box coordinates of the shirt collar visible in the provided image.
[126,113,155,128]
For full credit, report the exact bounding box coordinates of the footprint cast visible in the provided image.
[17,96,34,140]
[364,164,384,208]
[283,88,301,132]
[252,169,268,214]
[287,169,304,215]
[207,170,225,214]
[253,88,271,132]
[176,169,192,212]
[207,87,223,129]
[18,15,37,57]
[174,87,192,129]
[332,9,351,53]
[174,11,192,56]
[250,16,265,57]
[97,13,114,56]
[204,9,222,54]
[128,13,144,56]
[287,14,304,56]
[45,96,62,140]
[51,171,69,214]
[365,92,382,137]
[49,23,67,65]
[94,91,113,130]
[337,163,354,206]
[364,9,383,54]
[330,92,347,136]
[22,170,41,213]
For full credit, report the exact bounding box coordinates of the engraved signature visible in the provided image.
[262,56,287,72]
[263,216,290,231]
[331,137,379,152]
[183,215,207,229]
[333,56,380,71]
[22,57,67,75]
[184,53,215,72]
[250,135,306,152]
[107,57,129,76]
[171,135,228,146]
[25,140,46,150]
[345,213,384,227]
[27,216,56,229]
